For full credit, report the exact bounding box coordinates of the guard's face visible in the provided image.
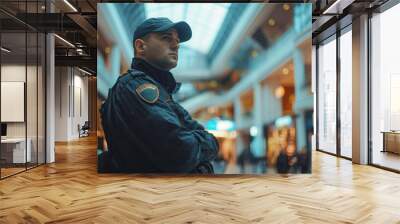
[143,29,180,71]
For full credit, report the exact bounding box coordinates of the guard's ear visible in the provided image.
[134,39,146,55]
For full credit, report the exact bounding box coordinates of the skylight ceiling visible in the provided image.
[145,3,231,54]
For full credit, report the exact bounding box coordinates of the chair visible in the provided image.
[78,121,90,138]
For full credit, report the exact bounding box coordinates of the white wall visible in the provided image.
[1,65,39,138]
[55,67,89,141]
[1,66,26,127]
[72,72,89,138]
[1,64,46,163]
[1,65,26,141]
[55,67,68,141]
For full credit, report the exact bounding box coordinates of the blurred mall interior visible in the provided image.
[0,0,400,178]
[97,3,313,174]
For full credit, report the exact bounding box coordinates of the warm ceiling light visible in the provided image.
[54,34,75,48]
[63,0,78,12]
[283,4,290,11]
[250,126,258,137]
[282,68,289,75]
[275,86,285,98]
[251,50,258,58]
[1,47,11,53]
[105,47,111,54]
[208,107,217,114]
[210,81,218,88]
[268,18,276,26]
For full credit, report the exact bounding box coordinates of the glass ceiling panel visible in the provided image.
[145,3,231,54]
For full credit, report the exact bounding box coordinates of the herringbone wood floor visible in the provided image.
[1,136,400,224]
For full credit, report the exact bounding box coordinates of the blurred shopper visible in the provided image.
[297,147,309,173]
[276,148,289,174]
[220,138,236,164]
[238,146,257,173]
[219,138,237,173]
[286,142,298,173]
[100,18,219,173]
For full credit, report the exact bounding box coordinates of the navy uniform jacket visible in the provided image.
[99,58,219,173]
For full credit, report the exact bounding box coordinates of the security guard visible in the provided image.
[99,18,219,174]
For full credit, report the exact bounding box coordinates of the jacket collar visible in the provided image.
[131,58,181,94]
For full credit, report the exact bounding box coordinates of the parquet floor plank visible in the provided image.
[0,136,399,223]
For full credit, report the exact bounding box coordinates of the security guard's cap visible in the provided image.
[134,17,192,43]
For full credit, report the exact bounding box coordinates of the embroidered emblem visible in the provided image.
[135,83,159,104]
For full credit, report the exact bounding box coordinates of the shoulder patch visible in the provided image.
[135,83,159,104]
